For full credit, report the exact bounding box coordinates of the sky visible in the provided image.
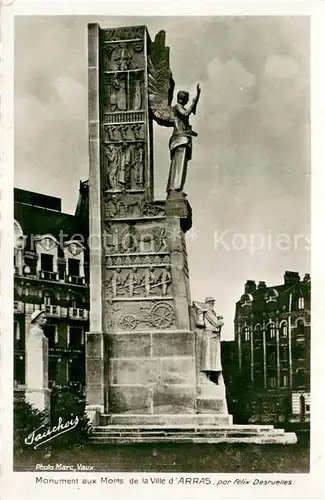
[14,16,310,339]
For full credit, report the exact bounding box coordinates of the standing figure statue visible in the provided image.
[193,296,224,385]
[148,30,201,193]
[167,86,201,192]
[26,310,50,413]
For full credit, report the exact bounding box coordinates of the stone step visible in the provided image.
[99,414,233,426]
[92,428,284,436]
[89,432,297,445]
[92,432,286,439]
[95,423,274,430]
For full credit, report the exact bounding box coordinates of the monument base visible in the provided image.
[90,420,297,445]
[99,413,232,426]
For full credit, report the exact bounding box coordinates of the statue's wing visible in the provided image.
[148,31,175,127]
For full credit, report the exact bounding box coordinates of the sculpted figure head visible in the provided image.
[205,296,215,310]
[30,310,47,328]
[177,90,189,105]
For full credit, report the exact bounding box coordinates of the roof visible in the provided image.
[14,188,88,243]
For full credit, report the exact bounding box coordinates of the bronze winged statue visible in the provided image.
[148,31,201,194]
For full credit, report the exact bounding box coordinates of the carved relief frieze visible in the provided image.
[104,111,145,125]
[104,123,144,142]
[104,143,145,192]
[103,26,144,43]
[105,300,175,331]
[105,264,172,299]
[103,223,169,255]
[103,40,144,72]
[104,72,144,112]
[105,253,171,268]
[104,193,166,219]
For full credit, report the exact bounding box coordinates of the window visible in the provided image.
[242,350,250,364]
[295,368,305,388]
[68,258,80,277]
[242,327,250,342]
[267,349,276,365]
[49,357,58,384]
[25,257,37,275]
[70,293,84,309]
[58,264,65,280]
[254,325,262,342]
[45,325,57,348]
[14,355,25,385]
[266,323,276,340]
[68,326,84,348]
[280,322,288,338]
[281,373,289,387]
[298,297,305,310]
[267,376,277,388]
[269,400,278,413]
[254,372,264,388]
[293,341,305,360]
[306,404,310,412]
[254,348,263,367]
[68,357,84,383]
[43,293,51,306]
[41,254,53,272]
[296,320,305,336]
[14,321,20,342]
[280,346,289,362]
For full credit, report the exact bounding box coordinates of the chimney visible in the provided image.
[303,273,311,282]
[284,271,300,286]
[257,281,267,290]
[245,280,256,294]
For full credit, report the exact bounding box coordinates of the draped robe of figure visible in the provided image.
[201,309,223,372]
[193,301,224,373]
[167,102,194,192]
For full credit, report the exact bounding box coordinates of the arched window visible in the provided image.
[242,326,250,342]
[280,321,288,338]
[266,323,276,340]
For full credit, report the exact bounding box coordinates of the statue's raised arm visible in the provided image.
[148,31,201,194]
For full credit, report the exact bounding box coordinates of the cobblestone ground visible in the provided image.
[15,437,309,473]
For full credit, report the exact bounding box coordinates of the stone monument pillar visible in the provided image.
[85,24,298,444]
[25,310,51,414]
[86,24,229,426]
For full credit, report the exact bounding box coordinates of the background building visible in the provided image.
[13,183,89,397]
[223,271,311,426]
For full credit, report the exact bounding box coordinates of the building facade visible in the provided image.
[13,185,89,397]
[224,271,311,426]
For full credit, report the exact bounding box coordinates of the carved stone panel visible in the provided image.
[105,300,176,332]
[105,264,172,299]
[104,72,145,113]
[103,144,145,192]
[104,194,166,220]
[104,123,145,143]
[103,26,145,42]
[103,40,145,72]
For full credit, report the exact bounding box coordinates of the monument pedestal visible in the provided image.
[25,334,50,415]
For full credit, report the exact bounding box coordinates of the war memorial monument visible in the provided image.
[85,23,296,444]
